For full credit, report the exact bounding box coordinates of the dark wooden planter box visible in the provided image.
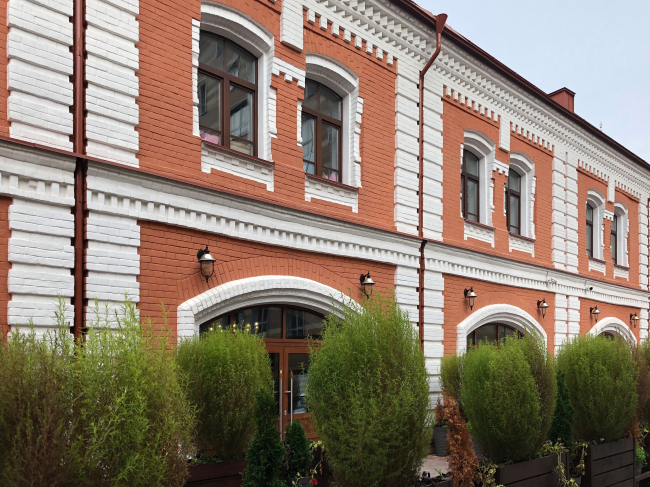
[584,437,634,487]
[185,458,246,487]
[495,453,569,487]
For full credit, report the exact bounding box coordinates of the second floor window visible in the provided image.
[461,150,480,222]
[505,171,521,234]
[586,203,594,257]
[611,214,618,265]
[301,80,342,182]
[198,32,256,156]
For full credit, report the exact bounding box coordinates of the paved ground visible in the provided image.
[421,456,449,475]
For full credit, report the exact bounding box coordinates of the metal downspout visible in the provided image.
[418,14,447,347]
[73,0,87,340]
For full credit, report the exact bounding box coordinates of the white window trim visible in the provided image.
[463,130,495,227]
[302,53,362,189]
[198,2,275,161]
[509,152,535,239]
[587,189,606,261]
[613,201,629,268]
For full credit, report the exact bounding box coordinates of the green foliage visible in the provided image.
[75,300,196,486]
[461,336,556,464]
[440,354,464,407]
[243,389,285,487]
[177,327,272,459]
[636,445,647,467]
[636,341,650,425]
[306,293,432,487]
[285,420,311,480]
[557,334,637,442]
[548,370,575,450]
[0,300,79,487]
[0,298,195,487]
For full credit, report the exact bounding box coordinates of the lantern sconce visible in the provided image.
[359,272,375,298]
[630,313,641,328]
[464,287,477,310]
[197,246,216,283]
[537,299,549,319]
[590,306,600,323]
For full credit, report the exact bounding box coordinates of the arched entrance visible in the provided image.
[588,317,637,345]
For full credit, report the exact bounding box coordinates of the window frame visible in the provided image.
[611,214,618,265]
[301,80,344,182]
[461,149,481,222]
[466,323,522,348]
[505,170,522,235]
[198,32,258,156]
[586,202,594,258]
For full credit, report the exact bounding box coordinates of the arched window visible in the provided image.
[301,79,343,182]
[461,150,480,222]
[198,32,257,155]
[466,323,522,347]
[199,305,325,340]
[610,214,619,265]
[505,170,521,234]
[586,203,594,257]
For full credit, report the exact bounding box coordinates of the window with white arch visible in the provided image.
[586,189,606,262]
[461,131,495,227]
[612,202,629,268]
[467,323,523,347]
[508,152,535,239]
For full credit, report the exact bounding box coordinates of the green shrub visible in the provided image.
[461,336,555,463]
[0,302,79,487]
[75,301,196,486]
[243,389,285,487]
[636,341,650,425]
[306,293,432,487]
[548,370,575,450]
[177,326,272,459]
[557,334,637,443]
[285,420,311,480]
[440,354,464,407]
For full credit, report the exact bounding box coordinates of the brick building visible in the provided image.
[2,0,648,424]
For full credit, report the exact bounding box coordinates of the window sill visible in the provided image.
[588,257,606,275]
[509,232,535,243]
[614,264,630,271]
[464,219,495,247]
[201,140,275,167]
[305,173,359,192]
[509,233,534,256]
[614,264,630,280]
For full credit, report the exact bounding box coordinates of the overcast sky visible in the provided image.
[416,0,650,162]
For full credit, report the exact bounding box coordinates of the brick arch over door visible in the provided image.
[176,256,358,303]
[177,275,361,341]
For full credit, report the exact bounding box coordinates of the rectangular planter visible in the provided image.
[185,458,246,487]
[584,437,634,487]
[495,453,569,487]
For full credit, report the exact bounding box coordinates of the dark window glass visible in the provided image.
[506,170,521,235]
[269,352,280,407]
[288,353,310,414]
[198,32,257,156]
[467,323,522,348]
[286,308,325,339]
[462,150,480,222]
[586,203,594,257]
[611,215,618,265]
[302,79,342,182]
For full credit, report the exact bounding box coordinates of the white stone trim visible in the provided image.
[509,151,535,239]
[304,175,358,212]
[201,144,274,191]
[192,18,200,137]
[509,233,534,256]
[200,2,276,162]
[613,201,629,268]
[280,0,303,51]
[614,265,630,281]
[463,130,496,226]
[456,304,548,354]
[588,257,606,275]
[176,275,360,340]
[303,53,362,190]
[587,189,606,261]
[464,219,494,247]
[587,316,637,345]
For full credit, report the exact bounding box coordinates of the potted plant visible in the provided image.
[177,326,273,484]
[460,335,558,486]
[433,400,449,457]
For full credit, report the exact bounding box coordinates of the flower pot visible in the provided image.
[433,426,449,457]
[495,453,568,486]
[186,458,246,486]
[584,438,634,487]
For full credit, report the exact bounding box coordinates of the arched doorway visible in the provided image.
[199,305,326,438]
[466,322,522,348]
[588,317,637,345]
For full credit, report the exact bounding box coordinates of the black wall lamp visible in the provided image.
[197,246,216,283]
[631,313,641,328]
[464,287,477,310]
[359,272,375,298]
[537,299,549,319]
[590,306,600,323]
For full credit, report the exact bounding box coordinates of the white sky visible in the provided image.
[415,0,650,162]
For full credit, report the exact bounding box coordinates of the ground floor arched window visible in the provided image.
[467,323,522,348]
[199,305,326,438]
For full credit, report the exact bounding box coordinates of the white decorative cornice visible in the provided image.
[493,159,509,175]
